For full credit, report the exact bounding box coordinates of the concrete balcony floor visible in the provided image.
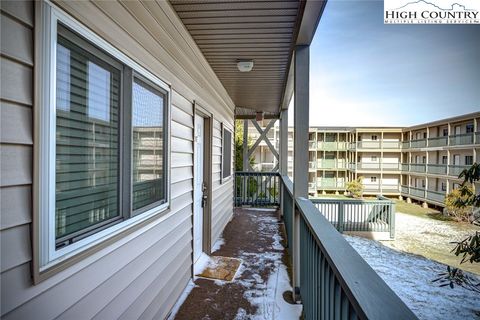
[172,208,301,319]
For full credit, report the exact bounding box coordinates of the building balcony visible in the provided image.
[409,186,426,198]
[426,190,446,203]
[317,159,346,169]
[382,163,401,171]
[449,165,470,177]
[308,140,317,150]
[308,161,317,171]
[357,141,380,149]
[317,141,348,150]
[382,141,401,149]
[427,136,448,147]
[410,139,427,148]
[381,184,400,192]
[427,164,447,175]
[317,177,345,189]
[409,163,426,173]
[449,133,474,146]
[356,162,381,170]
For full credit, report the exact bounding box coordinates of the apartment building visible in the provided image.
[249,112,479,207]
[400,112,480,207]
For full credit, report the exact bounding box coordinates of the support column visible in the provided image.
[279,110,288,218]
[243,120,249,171]
[293,45,309,301]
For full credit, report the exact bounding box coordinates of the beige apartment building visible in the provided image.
[249,112,480,207]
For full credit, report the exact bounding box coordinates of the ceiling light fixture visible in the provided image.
[237,60,254,72]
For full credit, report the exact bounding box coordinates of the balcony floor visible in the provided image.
[172,208,301,319]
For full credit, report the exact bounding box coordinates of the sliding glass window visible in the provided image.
[49,23,169,253]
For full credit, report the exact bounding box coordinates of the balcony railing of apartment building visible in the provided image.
[427,164,447,175]
[402,163,470,177]
[309,140,317,149]
[356,141,381,149]
[356,162,381,170]
[382,162,402,171]
[317,177,345,189]
[382,141,401,149]
[317,141,348,150]
[318,159,347,169]
[235,172,415,319]
[401,185,446,204]
[403,132,477,148]
[311,196,395,238]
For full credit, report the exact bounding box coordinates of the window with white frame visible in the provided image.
[370,176,377,183]
[442,128,448,136]
[371,135,377,141]
[466,124,474,133]
[39,7,170,268]
[441,182,447,191]
[371,155,377,161]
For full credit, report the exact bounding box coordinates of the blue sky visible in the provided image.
[297,0,479,126]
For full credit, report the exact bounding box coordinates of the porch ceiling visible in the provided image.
[169,0,311,116]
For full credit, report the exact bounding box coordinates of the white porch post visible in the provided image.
[293,45,309,299]
[279,109,288,217]
[243,120,249,171]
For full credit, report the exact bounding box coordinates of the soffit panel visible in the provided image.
[170,0,302,115]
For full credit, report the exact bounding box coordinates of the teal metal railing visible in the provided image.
[427,136,448,147]
[296,196,417,320]
[235,172,280,206]
[311,197,395,238]
[449,165,470,177]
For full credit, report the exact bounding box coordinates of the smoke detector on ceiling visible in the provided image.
[237,60,254,72]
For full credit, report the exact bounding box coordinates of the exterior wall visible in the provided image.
[1,1,234,319]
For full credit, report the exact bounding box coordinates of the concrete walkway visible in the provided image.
[171,208,301,320]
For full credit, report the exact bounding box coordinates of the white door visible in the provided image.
[193,114,204,263]
[453,154,460,165]
[455,126,461,135]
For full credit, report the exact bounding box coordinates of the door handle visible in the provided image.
[201,182,208,208]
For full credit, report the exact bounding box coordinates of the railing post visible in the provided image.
[338,201,344,233]
[390,201,396,239]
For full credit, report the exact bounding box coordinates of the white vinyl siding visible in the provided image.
[1,1,235,319]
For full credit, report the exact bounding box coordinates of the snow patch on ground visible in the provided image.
[211,235,225,253]
[345,235,480,320]
[241,264,302,320]
[167,280,196,320]
[193,252,211,277]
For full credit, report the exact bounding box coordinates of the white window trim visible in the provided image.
[38,1,171,270]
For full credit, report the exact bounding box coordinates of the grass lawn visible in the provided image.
[393,200,452,221]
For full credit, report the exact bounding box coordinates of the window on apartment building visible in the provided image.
[371,155,377,161]
[39,15,170,267]
[370,177,377,183]
[465,155,473,166]
[442,128,448,136]
[423,132,427,139]
[442,155,448,164]
[222,125,232,181]
[441,182,447,191]
[466,124,474,133]
[422,156,426,164]
[421,180,426,188]
[371,135,377,141]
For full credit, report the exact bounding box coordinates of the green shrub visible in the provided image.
[346,177,364,198]
[444,186,473,221]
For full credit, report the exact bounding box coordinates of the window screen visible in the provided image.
[55,26,122,247]
[222,126,232,180]
[132,77,167,212]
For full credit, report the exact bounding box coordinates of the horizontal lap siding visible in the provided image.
[211,119,234,245]
[1,0,234,318]
[0,2,35,318]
